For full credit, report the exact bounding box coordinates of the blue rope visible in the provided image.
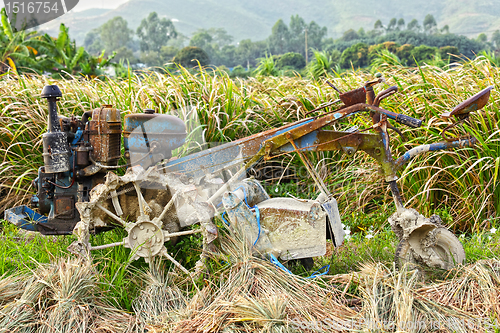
[270,254,330,279]
[221,212,230,226]
[269,254,293,274]
[305,265,330,279]
[253,206,261,246]
[219,185,261,246]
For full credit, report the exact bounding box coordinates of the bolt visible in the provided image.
[138,246,142,251]
[132,234,137,240]
[152,227,156,231]
[139,225,144,230]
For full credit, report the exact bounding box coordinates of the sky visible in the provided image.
[0,0,129,13]
[71,0,129,12]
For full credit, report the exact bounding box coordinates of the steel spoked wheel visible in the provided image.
[70,167,203,273]
[395,227,465,270]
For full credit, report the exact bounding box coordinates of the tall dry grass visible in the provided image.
[0,59,498,231]
[1,229,500,332]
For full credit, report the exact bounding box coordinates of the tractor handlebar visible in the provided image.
[393,113,423,128]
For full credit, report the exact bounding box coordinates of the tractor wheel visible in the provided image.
[395,227,465,270]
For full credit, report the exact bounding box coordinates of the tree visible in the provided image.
[342,29,359,41]
[209,28,233,47]
[411,45,437,63]
[189,30,213,49]
[395,44,414,65]
[373,19,385,36]
[407,19,420,32]
[477,33,487,43]
[172,46,209,67]
[438,46,459,63]
[136,12,177,52]
[306,21,327,56]
[397,18,405,31]
[40,24,86,76]
[288,15,306,55]
[99,16,133,55]
[387,18,397,32]
[0,8,41,74]
[423,14,437,34]
[83,29,103,55]
[160,45,179,62]
[493,30,500,49]
[268,19,290,55]
[236,39,253,68]
[235,39,266,68]
[188,28,234,66]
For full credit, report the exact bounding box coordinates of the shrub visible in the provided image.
[276,52,306,70]
[410,45,437,64]
[172,46,210,67]
[340,42,370,68]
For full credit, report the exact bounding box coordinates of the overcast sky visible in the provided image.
[71,0,129,12]
[0,0,130,12]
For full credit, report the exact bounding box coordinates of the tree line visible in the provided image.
[82,12,494,75]
[1,8,498,79]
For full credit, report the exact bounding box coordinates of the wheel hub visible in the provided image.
[125,220,164,258]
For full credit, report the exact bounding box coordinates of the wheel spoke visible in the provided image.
[110,190,123,217]
[163,228,202,239]
[96,203,128,227]
[160,248,189,274]
[133,182,151,218]
[157,191,179,222]
[90,241,124,251]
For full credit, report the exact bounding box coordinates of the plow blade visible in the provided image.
[4,205,48,232]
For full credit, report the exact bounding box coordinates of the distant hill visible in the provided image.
[38,0,500,45]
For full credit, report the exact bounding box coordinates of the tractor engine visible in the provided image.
[28,85,186,235]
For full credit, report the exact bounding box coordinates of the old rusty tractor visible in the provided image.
[5,76,493,272]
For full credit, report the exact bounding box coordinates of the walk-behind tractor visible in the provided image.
[5,77,493,272]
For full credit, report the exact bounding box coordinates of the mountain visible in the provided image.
[38,0,500,45]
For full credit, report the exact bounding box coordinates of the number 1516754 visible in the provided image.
[5,1,59,14]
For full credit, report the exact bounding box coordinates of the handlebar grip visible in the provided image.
[395,114,422,128]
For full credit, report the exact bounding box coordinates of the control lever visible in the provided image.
[326,80,342,94]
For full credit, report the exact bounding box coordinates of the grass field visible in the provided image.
[0,57,500,332]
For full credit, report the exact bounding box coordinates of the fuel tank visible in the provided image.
[123,109,187,168]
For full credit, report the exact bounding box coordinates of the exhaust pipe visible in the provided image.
[41,85,70,173]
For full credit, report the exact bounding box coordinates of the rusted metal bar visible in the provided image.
[389,181,404,211]
[394,137,478,171]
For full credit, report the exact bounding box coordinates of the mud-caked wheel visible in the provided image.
[395,227,465,270]
[70,166,212,274]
